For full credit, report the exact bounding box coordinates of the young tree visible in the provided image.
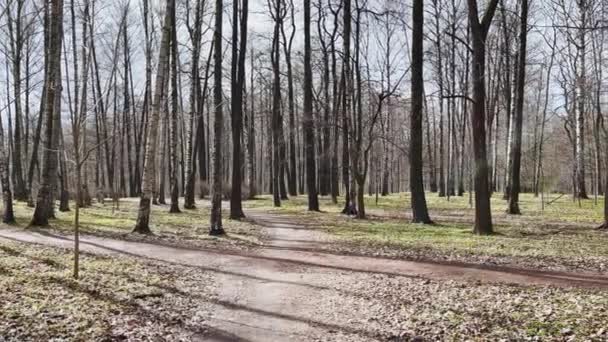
[70,0,97,279]
[133,0,174,234]
[410,0,432,223]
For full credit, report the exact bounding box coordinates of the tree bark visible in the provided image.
[169,0,181,214]
[209,0,225,235]
[230,0,249,219]
[184,0,203,209]
[410,0,432,224]
[304,0,319,211]
[506,0,528,215]
[30,0,64,227]
[467,0,498,235]
[0,115,15,223]
[7,1,28,201]
[133,0,174,234]
[341,0,354,214]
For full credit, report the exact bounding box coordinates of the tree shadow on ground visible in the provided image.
[5,230,608,290]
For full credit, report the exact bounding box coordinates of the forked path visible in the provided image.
[2,210,608,341]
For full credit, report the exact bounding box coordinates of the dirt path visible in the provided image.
[2,211,608,341]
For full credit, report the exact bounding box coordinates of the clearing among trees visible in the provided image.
[1,0,608,340]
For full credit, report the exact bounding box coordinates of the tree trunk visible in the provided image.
[575,3,588,199]
[467,0,498,235]
[7,1,28,201]
[341,0,354,214]
[230,0,249,219]
[247,49,257,199]
[133,0,174,234]
[410,0,432,224]
[303,0,319,211]
[31,0,64,227]
[169,0,181,214]
[0,116,15,224]
[270,0,283,207]
[184,0,203,209]
[279,2,298,197]
[209,0,225,235]
[507,0,528,215]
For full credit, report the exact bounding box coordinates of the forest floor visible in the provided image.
[1,193,608,341]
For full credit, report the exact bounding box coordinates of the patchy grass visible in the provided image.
[8,199,262,249]
[246,192,608,223]
[0,239,216,341]
[245,193,608,272]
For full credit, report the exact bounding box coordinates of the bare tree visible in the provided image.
[209,0,225,235]
[467,0,498,235]
[506,0,528,214]
[169,0,181,213]
[0,114,15,223]
[30,0,64,227]
[410,0,432,223]
[133,0,174,234]
[303,0,319,211]
[230,0,249,219]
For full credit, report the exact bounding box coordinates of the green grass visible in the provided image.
[4,192,607,271]
[6,199,262,247]
[245,192,608,271]
[246,191,607,222]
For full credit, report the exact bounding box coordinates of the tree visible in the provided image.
[6,0,28,201]
[341,0,354,215]
[0,114,15,224]
[246,49,257,199]
[430,0,446,197]
[410,0,432,224]
[209,0,225,235]
[269,0,285,207]
[281,0,298,197]
[303,0,319,211]
[230,0,249,219]
[69,0,97,279]
[184,0,204,210]
[30,0,65,227]
[133,0,174,234]
[506,0,528,215]
[466,0,498,235]
[573,0,590,200]
[168,0,181,214]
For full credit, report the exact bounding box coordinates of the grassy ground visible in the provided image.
[4,193,607,272]
[7,199,263,249]
[2,234,607,341]
[245,193,608,272]
[0,239,216,341]
[2,194,608,340]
